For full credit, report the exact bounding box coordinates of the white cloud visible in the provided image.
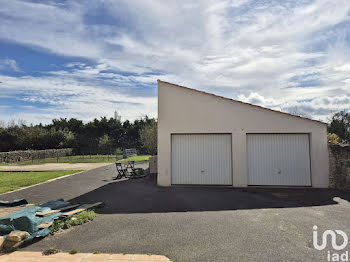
[0,67,159,123]
[238,92,279,107]
[0,59,22,72]
[0,0,349,123]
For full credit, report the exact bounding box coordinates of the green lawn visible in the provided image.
[1,155,121,166]
[118,155,151,162]
[0,170,82,194]
[1,154,152,166]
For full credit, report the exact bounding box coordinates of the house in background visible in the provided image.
[157,80,329,188]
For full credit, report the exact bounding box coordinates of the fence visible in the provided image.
[0,148,73,164]
[124,148,137,158]
[0,148,124,165]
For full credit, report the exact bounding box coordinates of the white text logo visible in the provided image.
[313,225,348,251]
[313,225,349,262]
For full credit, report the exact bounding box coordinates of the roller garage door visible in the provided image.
[247,134,311,186]
[171,134,232,185]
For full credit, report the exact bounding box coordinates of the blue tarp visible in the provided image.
[0,199,72,242]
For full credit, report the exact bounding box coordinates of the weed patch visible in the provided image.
[69,249,79,254]
[42,247,60,256]
[51,210,97,234]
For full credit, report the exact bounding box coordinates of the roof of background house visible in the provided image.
[158,80,327,125]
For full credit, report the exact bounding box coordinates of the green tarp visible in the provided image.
[0,199,72,242]
[0,199,28,207]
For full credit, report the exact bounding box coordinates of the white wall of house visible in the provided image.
[157,80,329,188]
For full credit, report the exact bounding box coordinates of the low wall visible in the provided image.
[329,145,350,191]
[0,148,73,163]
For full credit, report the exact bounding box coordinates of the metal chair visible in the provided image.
[115,162,128,179]
[126,161,135,169]
[124,161,136,178]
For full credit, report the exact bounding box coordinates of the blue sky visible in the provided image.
[0,0,350,124]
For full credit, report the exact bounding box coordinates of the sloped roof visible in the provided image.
[158,80,327,125]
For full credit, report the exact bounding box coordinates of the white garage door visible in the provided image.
[247,134,311,186]
[171,134,232,185]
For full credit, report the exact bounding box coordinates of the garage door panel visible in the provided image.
[247,134,311,186]
[172,134,232,185]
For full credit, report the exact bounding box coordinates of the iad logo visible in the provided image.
[313,225,349,261]
[313,225,348,250]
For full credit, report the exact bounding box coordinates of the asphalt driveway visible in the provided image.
[1,164,350,262]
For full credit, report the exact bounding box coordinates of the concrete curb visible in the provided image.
[1,251,172,261]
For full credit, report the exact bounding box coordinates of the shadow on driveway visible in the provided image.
[69,174,350,214]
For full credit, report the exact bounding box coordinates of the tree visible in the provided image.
[0,116,156,154]
[98,134,113,154]
[327,133,340,145]
[59,129,76,148]
[328,111,350,143]
[139,120,157,155]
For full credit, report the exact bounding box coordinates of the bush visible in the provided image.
[51,219,64,234]
[140,121,157,155]
[134,169,144,176]
[328,133,340,145]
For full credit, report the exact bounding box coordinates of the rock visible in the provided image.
[0,236,5,251]
[3,239,24,250]
[6,231,30,242]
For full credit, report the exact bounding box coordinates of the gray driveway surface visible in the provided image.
[1,164,350,262]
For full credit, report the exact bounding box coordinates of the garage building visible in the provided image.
[157,80,329,188]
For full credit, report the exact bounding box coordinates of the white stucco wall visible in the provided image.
[157,80,329,188]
